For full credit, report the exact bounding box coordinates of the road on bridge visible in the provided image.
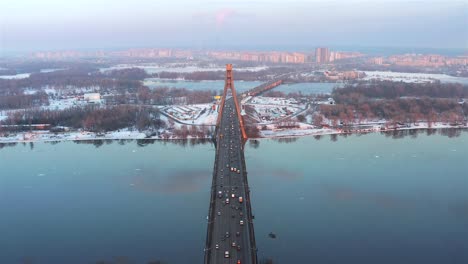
[204,96,257,264]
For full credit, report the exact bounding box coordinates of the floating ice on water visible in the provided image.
[135,168,141,171]
[130,183,135,186]
[132,150,137,153]
[37,173,46,177]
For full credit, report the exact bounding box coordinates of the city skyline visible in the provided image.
[1,0,467,53]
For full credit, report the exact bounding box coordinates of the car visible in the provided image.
[236,231,240,236]
[231,193,235,198]
[237,260,241,264]
[239,212,243,217]
[215,244,219,249]
[240,220,244,226]
[225,198,230,204]
[217,211,221,216]
[231,241,236,247]
[224,251,230,258]
[237,245,241,251]
[225,231,230,238]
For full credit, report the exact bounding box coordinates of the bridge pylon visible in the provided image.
[216,64,248,140]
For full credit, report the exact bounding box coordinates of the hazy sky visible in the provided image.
[0,0,467,52]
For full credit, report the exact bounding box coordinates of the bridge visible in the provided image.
[204,64,257,264]
[242,79,284,97]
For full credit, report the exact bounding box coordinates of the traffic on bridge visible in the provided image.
[204,65,257,264]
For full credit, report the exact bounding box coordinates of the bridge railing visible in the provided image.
[203,135,221,263]
[240,153,258,264]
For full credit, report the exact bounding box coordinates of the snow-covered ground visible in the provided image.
[162,103,218,125]
[361,71,468,84]
[259,121,467,138]
[1,121,466,143]
[46,98,90,110]
[250,105,301,123]
[0,130,145,143]
[0,111,8,122]
[249,96,299,106]
[0,73,31,79]
[245,96,306,123]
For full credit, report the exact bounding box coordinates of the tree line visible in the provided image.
[1,105,164,132]
[333,81,468,100]
[320,81,468,126]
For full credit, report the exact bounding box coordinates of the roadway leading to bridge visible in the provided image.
[204,97,257,264]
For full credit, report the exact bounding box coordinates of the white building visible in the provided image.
[84,93,101,104]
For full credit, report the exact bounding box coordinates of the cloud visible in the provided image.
[192,8,241,30]
[215,8,238,29]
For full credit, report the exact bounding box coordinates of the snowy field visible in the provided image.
[0,111,8,121]
[0,73,31,79]
[250,105,301,122]
[249,96,300,106]
[0,69,63,80]
[46,98,91,110]
[361,71,468,84]
[245,96,306,123]
[162,103,218,125]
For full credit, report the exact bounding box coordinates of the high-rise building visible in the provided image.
[315,47,330,63]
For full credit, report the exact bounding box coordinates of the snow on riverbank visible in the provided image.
[0,130,147,143]
[259,122,467,138]
[1,122,466,144]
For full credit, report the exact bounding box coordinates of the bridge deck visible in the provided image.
[204,98,257,264]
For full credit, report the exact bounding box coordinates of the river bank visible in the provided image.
[1,122,466,144]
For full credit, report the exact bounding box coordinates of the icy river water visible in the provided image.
[143,78,341,95]
[1,131,467,264]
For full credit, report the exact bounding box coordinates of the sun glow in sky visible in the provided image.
[0,0,466,52]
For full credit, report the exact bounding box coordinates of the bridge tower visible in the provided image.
[216,64,248,139]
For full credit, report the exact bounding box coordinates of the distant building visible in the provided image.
[370,57,384,65]
[315,47,330,63]
[84,93,101,104]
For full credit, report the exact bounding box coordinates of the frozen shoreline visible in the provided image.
[1,122,466,144]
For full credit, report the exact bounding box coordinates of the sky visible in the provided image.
[0,0,467,53]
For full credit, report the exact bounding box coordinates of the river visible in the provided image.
[143,78,341,95]
[0,131,467,264]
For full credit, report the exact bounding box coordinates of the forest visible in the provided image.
[320,81,468,126]
[1,105,165,132]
